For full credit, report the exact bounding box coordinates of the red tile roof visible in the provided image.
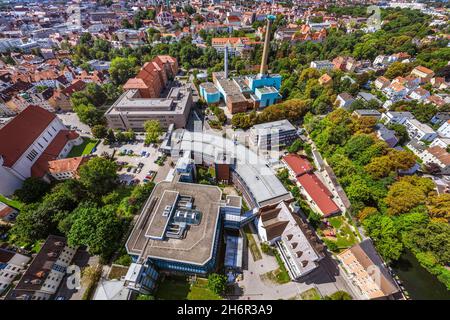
[0,106,56,167]
[31,130,79,178]
[283,154,314,177]
[297,173,340,217]
[0,203,15,219]
[48,156,87,175]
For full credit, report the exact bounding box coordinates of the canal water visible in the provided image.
[390,250,450,300]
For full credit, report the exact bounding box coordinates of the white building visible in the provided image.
[437,120,450,138]
[381,111,415,125]
[310,60,334,71]
[422,146,450,175]
[0,249,30,295]
[6,235,77,300]
[256,200,324,280]
[404,119,437,142]
[0,106,82,196]
[249,119,298,151]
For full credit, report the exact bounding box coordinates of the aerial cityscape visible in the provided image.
[0,0,449,303]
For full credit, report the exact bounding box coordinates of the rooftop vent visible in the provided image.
[286,234,293,241]
[162,205,172,217]
[47,252,57,258]
[296,250,303,258]
[54,241,64,246]
[291,242,298,249]
[302,260,309,267]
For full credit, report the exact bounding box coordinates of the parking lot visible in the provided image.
[94,133,173,185]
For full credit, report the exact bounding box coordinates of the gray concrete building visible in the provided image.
[105,86,193,131]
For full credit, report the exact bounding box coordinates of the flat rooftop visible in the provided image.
[145,190,179,240]
[126,181,223,266]
[172,130,291,207]
[252,119,296,132]
[106,85,191,116]
[199,82,219,94]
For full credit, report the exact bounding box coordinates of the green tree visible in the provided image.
[110,56,137,85]
[92,124,108,139]
[68,202,124,258]
[207,273,227,295]
[144,120,162,144]
[13,177,51,204]
[324,291,352,300]
[385,176,435,215]
[73,103,105,127]
[78,157,118,196]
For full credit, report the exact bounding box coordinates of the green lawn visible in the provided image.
[155,276,222,300]
[0,194,23,210]
[243,225,262,261]
[327,216,358,249]
[67,138,99,158]
[299,288,322,300]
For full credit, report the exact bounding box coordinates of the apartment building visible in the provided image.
[7,235,77,300]
[338,239,400,300]
[404,118,437,142]
[0,248,30,295]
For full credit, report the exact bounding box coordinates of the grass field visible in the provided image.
[243,225,262,261]
[328,216,358,249]
[155,276,222,300]
[67,138,99,158]
[0,194,23,210]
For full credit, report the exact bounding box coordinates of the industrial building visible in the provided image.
[199,15,282,114]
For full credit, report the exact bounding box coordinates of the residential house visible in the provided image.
[437,120,450,138]
[422,146,450,175]
[410,66,435,83]
[381,111,415,125]
[282,154,314,179]
[48,79,86,111]
[6,235,77,300]
[47,156,89,181]
[211,37,253,57]
[318,74,333,86]
[352,109,382,120]
[374,76,390,90]
[0,201,18,223]
[296,173,341,217]
[404,118,437,142]
[310,60,334,71]
[0,248,30,295]
[408,87,431,102]
[335,93,355,110]
[375,124,399,148]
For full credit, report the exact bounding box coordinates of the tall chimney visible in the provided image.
[224,45,229,79]
[259,16,273,77]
